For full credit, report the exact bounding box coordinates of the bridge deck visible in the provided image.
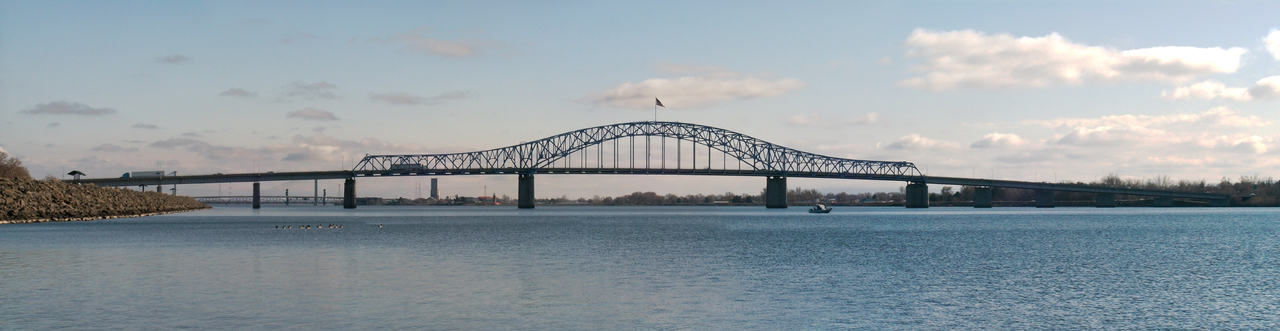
[72,169,1227,201]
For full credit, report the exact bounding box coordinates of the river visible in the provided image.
[2,206,1277,330]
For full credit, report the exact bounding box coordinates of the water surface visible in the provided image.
[2,206,1278,329]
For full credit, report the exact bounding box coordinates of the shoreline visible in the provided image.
[0,206,211,225]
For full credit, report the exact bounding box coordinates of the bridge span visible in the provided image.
[71,121,1230,208]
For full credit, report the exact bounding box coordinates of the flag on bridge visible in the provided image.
[655,98,665,108]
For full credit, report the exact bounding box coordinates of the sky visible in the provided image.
[2,0,1279,199]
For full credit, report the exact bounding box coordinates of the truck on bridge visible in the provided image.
[120,171,165,179]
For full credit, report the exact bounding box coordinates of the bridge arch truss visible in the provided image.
[353,121,923,180]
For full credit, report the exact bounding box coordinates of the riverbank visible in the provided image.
[0,177,209,224]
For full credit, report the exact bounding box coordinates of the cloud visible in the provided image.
[286,108,339,121]
[1266,29,1280,61]
[218,88,258,98]
[373,29,498,59]
[970,133,1027,149]
[182,132,201,137]
[785,113,878,128]
[146,134,427,162]
[901,29,1246,90]
[47,122,60,128]
[1030,107,1269,129]
[879,134,960,150]
[156,54,190,64]
[91,144,137,152]
[149,138,203,149]
[369,91,472,106]
[20,101,117,116]
[1162,76,1280,101]
[132,123,159,129]
[1030,107,1273,153]
[589,70,806,109]
[280,81,338,100]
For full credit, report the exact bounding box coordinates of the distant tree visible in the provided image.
[0,151,31,179]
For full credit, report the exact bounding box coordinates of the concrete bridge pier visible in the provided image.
[1035,189,1055,208]
[905,182,928,208]
[1154,197,1174,207]
[343,178,356,209]
[973,187,993,208]
[518,174,535,209]
[252,182,261,209]
[765,176,787,208]
[1096,193,1116,208]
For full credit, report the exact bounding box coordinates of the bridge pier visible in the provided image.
[343,178,356,209]
[973,187,993,208]
[1154,197,1174,207]
[905,182,928,208]
[518,174,535,209]
[1095,193,1116,208]
[765,176,787,208]
[1035,189,1054,208]
[252,182,261,209]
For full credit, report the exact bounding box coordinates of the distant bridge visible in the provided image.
[72,121,1230,208]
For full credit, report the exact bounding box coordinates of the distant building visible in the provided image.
[430,178,439,199]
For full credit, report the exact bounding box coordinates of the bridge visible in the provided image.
[72,121,1230,208]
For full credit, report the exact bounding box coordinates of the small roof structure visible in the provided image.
[67,170,85,180]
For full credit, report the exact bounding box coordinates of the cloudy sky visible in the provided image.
[2,1,1278,199]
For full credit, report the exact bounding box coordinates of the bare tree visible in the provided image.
[0,151,31,179]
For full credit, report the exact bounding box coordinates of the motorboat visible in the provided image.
[808,204,832,213]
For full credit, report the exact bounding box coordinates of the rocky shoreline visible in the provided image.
[1,177,210,224]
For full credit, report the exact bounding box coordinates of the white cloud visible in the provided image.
[785,113,878,128]
[1163,76,1280,101]
[1161,80,1251,100]
[970,133,1027,149]
[1032,108,1272,153]
[374,29,497,59]
[132,123,159,129]
[879,134,960,150]
[590,70,806,109]
[218,88,258,98]
[1031,107,1269,129]
[20,101,117,116]
[156,54,190,64]
[369,91,472,106]
[901,29,1246,90]
[1265,29,1280,61]
[286,108,339,121]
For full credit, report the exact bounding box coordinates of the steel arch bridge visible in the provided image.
[352,121,923,180]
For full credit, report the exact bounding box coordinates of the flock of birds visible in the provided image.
[274,224,384,229]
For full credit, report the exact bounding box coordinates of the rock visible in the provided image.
[0,178,210,223]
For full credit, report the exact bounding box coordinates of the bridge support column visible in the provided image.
[973,187,993,208]
[905,182,928,208]
[765,176,787,208]
[343,178,356,209]
[1209,199,1229,207]
[1096,193,1116,208]
[285,189,289,206]
[1154,197,1174,207]
[252,182,261,209]
[1035,189,1054,208]
[157,185,162,193]
[518,174,535,209]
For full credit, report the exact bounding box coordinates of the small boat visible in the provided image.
[808,204,832,213]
